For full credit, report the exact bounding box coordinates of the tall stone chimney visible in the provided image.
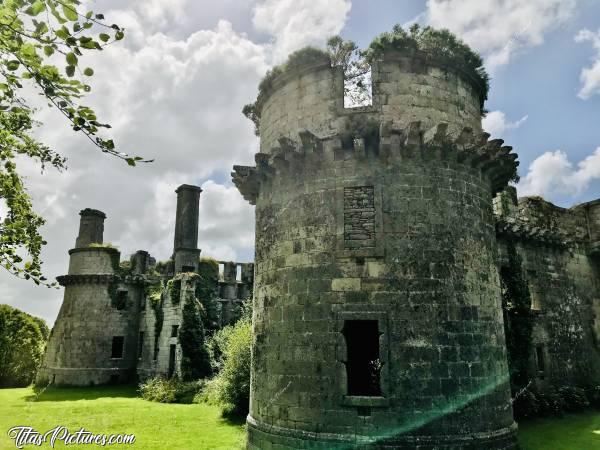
[173,184,202,273]
[75,208,106,248]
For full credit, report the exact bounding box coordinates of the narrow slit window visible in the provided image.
[138,332,144,360]
[343,320,381,396]
[171,325,179,338]
[168,344,177,378]
[535,345,545,373]
[236,265,242,282]
[111,336,124,359]
[218,263,225,281]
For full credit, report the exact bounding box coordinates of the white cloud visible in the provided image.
[482,111,528,137]
[425,0,577,70]
[575,28,600,99]
[252,0,352,62]
[518,148,600,197]
[0,0,355,325]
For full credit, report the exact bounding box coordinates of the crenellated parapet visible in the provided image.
[233,121,518,205]
[494,190,594,250]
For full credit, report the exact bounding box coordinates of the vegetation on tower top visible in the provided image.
[243,25,490,134]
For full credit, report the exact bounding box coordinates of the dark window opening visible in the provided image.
[153,345,158,361]
[293,241,302,254]
[357,406,371,417]
[536,345,545,375]
[171,325,179,337]
[138,332,144,359]
[181,265,195,273]
[114,290,128,310]
[168,344,176,378]
[343,320,381,396]
[111,336,124,359]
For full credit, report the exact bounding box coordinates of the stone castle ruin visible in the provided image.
[38,185,253,385]
[38,30,600,450]
[232,44,600,449]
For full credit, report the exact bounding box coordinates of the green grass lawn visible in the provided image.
[1,386,599,450]
[0,386,245,449]
[518,412,600,450]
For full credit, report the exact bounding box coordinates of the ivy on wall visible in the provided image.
[179,289,212,381]
[501,242,533,393]
[196,258,220,331]
[146,282,164,361]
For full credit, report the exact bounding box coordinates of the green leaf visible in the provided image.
[99,33,110,42]
[95,14,105,20]
[83,67,94,76]
[126,158,136,166]
[115,31,125,41]
[62,5,79,21]
[29,1,46,16]
[65,65,76,77]
[66,52,78,66]
[6,61,20,71]
[43,46,55,57]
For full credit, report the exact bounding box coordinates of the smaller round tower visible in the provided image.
[38,209,142,386]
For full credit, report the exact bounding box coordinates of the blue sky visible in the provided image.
[1,0,600,324]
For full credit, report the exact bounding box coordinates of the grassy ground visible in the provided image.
[0,386,245,449]
[1,386,598,449]
[517,411,600,450]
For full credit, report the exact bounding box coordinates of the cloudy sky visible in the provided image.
[1,0,600,325]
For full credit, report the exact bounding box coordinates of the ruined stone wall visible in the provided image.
[236,48,519,448]
[495,192,600,387]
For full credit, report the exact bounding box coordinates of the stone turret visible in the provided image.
[37,210,143,386]
[234,46,519,449]
[173,184,202,273]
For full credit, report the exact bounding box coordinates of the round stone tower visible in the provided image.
[38,209,142,386]
[233,49,519,449]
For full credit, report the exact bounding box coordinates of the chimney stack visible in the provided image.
[173,184,202,273]
[75,209,106,248]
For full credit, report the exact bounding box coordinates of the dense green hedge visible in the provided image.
[0,304,49,387]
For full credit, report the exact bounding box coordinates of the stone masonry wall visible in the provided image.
[247,153,516,449]
[258,52,482,154]
[39,248,142,386]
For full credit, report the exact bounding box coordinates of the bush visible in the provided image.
[585,385,600,409]
[513,390,539,420]
[535,388,564,417]
[200,304,252,417]
[0,304,49,387]
[558,386,589,412]
[139,377,204,404]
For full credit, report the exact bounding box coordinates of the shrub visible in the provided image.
[139,377,204,404]
[512,390,539,420]
[200,304,252,417]
[585,385,600,409]
[558,386,589,412]
[0,304,49,387]
[535,388,564,417]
